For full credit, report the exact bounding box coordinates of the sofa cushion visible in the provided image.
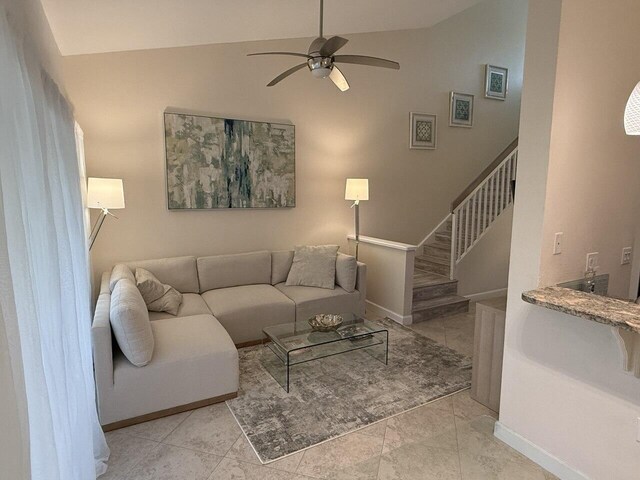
[271,250,294,285]
[135,268,183,315]
[110,279,154,367]
[112,314,238,421]
[201,284,295,344]
[198,251,271,292]
[336,253,358,293]
[275,283,361,322]
[125,256,199,294]
[148,293,211,321]
[286,245,339,289]
[109,263,136,292]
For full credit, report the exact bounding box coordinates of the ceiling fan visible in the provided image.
[247,0,400,92]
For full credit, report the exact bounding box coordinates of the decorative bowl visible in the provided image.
[308,314,343,332]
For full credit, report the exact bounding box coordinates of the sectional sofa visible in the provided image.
[92,250,366,429]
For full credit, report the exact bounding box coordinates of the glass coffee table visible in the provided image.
[261,313,389,392]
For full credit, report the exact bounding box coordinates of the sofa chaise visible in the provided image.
[92,250,366,429]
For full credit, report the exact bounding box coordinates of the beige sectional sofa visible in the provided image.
[92,250,366,429]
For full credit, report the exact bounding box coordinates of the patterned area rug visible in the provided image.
[226,318,471,463]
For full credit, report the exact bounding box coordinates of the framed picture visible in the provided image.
[485,64,508,100]
[409,112,437,149]
[164,112,295,209]
[449,92,474,128]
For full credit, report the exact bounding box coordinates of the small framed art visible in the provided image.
[485,64,508,100]
[409,112,437,149]
[449,92,474,128]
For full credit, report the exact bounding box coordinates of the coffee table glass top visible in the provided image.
[263,313,388,366]
[261,313,389,392]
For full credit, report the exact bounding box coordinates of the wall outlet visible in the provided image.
[621,247,632,265]
[553,232,563,255]
[586,252,599,271]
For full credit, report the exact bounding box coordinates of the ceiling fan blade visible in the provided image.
[320,36,349,57]
[329,66,349,92]
[248,52,311,59]
[334,55,400,70]
[267,63,308,87]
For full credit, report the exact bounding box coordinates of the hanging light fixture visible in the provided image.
[624,81,640,135]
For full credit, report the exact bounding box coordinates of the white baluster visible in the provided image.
[464,201,470,253]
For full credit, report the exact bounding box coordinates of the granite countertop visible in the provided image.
[522,286,640,334]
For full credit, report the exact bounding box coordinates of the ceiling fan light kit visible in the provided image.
[248,0,399,92]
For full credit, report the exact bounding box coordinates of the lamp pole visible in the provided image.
[88,208,118,250]
[352,199,360,260]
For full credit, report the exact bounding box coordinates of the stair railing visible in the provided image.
[449,139,518,279]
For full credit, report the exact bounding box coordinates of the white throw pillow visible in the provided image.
[135,268,183,316]
[335,253,358,293]
[286,245,339,289]
[110,278,154,367]
[109,263,135,292]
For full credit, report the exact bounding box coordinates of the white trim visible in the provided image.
[347,235,417,252]
[464,288,508,302]
[494,422,589,480]
[365,300,413,325]
[417,213,452,249]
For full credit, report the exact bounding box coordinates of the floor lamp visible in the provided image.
[87,177,125,250]
[345,178,369,260]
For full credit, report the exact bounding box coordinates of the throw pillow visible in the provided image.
[271,250,294,285]
[286,245,339,289]
[110,278,154,367]
[335,253,358,293]
[135,268,183,316]
[109,263,135,292]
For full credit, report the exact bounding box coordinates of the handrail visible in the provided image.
[347,234,417,252]
[451,138,518,212]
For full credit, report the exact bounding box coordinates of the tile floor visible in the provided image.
[102,299,558,480]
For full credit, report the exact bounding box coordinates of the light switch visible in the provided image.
[586,252,599,271]
[621,247,632,265]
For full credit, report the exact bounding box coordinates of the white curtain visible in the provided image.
[0,4,109,479]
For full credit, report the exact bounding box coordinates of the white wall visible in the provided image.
[0,1,64,478]
[499,1,640,479]
[62,0,527,285]
[538,0,640,298]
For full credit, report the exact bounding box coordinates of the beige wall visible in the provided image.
[499,1,640,479]
[457,205,513,297]
[539,0,640,298]
[1,1,64,478]
[62,0,527,283]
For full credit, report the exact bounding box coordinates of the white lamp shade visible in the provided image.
[345,178,369,201]
[624,81,640,135]
[87,177,125,209]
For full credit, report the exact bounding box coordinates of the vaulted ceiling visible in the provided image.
[40,0,483,56]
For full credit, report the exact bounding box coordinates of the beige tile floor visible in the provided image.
[101,300,558,480]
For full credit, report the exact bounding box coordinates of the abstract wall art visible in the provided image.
[164,112,295,209]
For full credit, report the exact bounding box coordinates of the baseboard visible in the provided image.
[366,300,412,325]
[464,287,508,302]
[494,421,589,480]
[101,391,238,431]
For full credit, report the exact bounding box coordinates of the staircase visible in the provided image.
[411,139,518,323]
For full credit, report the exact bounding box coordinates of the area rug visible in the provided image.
[226,318,471,463]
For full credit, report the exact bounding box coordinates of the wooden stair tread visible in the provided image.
[416,254,450,266]
[412,294,469,313]
[412,270,456,288]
